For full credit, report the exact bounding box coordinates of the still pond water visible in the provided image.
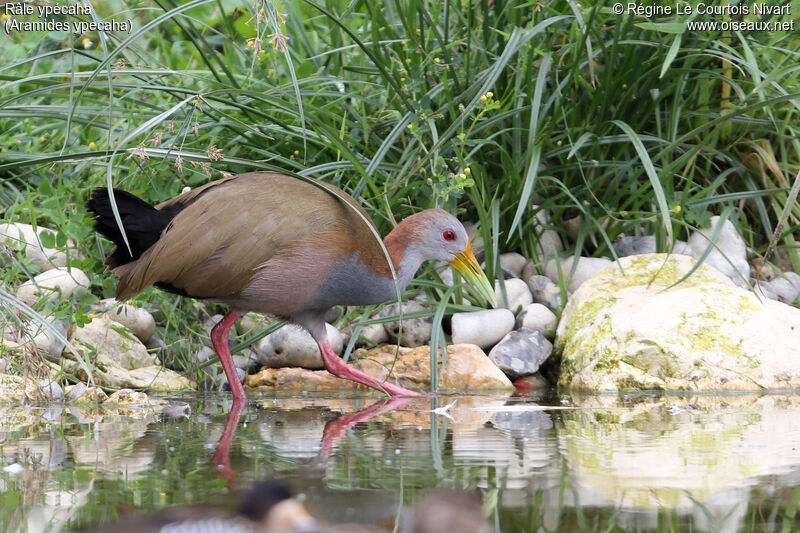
[2,390,800,532]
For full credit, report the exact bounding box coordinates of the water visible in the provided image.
[3,391,800,532]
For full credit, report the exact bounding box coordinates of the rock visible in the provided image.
[687,216,750,288]
[65,383,86,402]
[357,322,389,347]
[498,252,527,278]
[451,309,515,349]
[533,206,564,259]
[163,402,191,419]
[68,316,190,392]
[101,299,156,343]
[247,344,513,393]
[380,301,432,348]
[21,317,67,360]
[525,275,567,312]
[754,280,778,301]
[494,279,533,313]
[488,329,553,380]
[0,222,71,270]
[614,235,656,257]
[29,379,64,402]
[769,272,800,303]
[104,389,149,405]
[544,255,614,291]
[515,303,558,337]
[233,348,259,372]
[254,323,343,369]
[16,267,90,305]
[324,306,343,324]
[556,254,800,391]
[0,374,25,401]
[0,358,5,373]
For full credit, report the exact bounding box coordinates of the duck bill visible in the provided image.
[449,241,497,307]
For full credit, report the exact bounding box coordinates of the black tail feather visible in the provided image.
[86,188,174,267]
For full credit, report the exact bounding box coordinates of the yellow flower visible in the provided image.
[15,139,21,144]
[486,91,494,98]
[459,173,466,180]
[88,141,96,149]
[293,150,300,155]
[622,83,627,89]
[39,136,45,142]
[87,313,95,320]
[464,167,471,174]
[480,95,487,103]
[674,205,682,213]
[1,13,8,21]
[433,57,440,64]
[247,39,254,48]
[407,124,414,130]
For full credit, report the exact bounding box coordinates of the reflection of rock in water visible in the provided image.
[255,405,340,459]
[553,394,800,533]
[66,408,158,474]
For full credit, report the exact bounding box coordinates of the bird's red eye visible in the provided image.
[443,230,456,241]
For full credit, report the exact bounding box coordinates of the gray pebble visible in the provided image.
[380,301,432,348]
[488,328,553,380]
[769,272,800,303]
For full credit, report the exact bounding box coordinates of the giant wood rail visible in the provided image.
[87,172,495,399]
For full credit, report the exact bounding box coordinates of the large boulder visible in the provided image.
[555,254,800,391]
[247,344,513,393]
[67,316,191,391]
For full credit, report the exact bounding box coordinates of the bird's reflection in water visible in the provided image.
[211,397,413,487]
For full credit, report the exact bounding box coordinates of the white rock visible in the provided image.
[101,299,156,343]
[254,323,342,369]
[380,301,432,348]
[21,317,67,360]
[0,222,71,270]
[687,216,750,288]
[494,278,533,313]
[769,272,800,303]
[515,303,558,337]
[556,254,800,391]
[544,255,614,292]
[30,379,64,402]
[533,206,564,259]
[498,252,527,278]
[16,267,90,305]
[358,322,389,346]
[451,309,515,349]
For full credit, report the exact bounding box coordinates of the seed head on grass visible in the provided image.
[207,145,224,162]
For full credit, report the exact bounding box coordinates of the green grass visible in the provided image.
[1,0,799,386]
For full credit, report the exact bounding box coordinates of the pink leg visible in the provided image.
[318,340,422,396]
[211,311,246,401]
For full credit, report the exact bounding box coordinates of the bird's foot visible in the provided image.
[318,340,422,397]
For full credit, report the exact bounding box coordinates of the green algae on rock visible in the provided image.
[555,254,800,391]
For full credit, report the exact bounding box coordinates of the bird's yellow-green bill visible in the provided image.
[449,241,496,307]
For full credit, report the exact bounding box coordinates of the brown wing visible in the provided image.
[113,172,389,313]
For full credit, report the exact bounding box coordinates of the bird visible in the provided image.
[81,479,491,533]
[81,479,317,533]
[86,171,496,399]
